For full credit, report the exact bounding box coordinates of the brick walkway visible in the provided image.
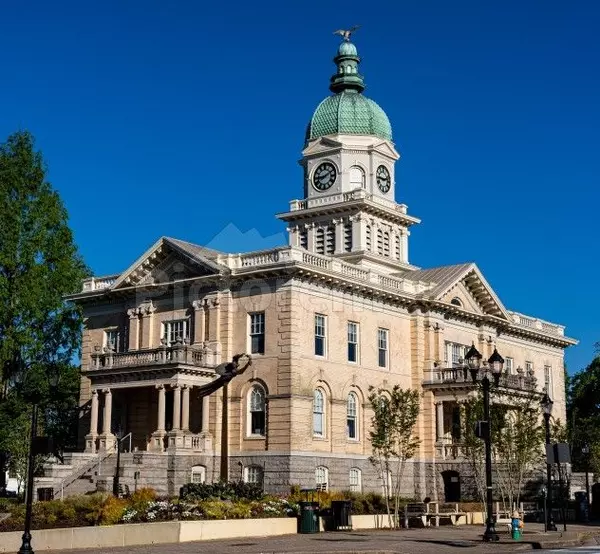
[46,523,600,554]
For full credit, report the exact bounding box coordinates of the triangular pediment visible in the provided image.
[440,266,510,320]
[302,136,343,157]
[371,140,400,160]
[413,263,510,320]
[112,237,225,289]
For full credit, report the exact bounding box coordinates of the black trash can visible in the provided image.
[298,501,320,533]
[331,500,353,530]
[37,487,54,501]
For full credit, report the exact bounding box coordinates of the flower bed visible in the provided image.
[0,484,394,532]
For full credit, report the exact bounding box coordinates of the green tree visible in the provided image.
[0,130,88,489]
[568,355,600,474]
[368,385,420,529]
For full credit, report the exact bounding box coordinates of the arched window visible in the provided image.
[325,225,335,254]
[450,297,463,307]
[347,393,358,440]
[344,223,352,252]
[383,232,390,257]
[377,229,384,255]
[315,227,325,254]
[349,468,362,492]
[315,466,329,491]
[313,389,325,437]
[300,229,308,250]
[366,226,372,251]
[244,465,264,486]
[349,166,365,189]
[190,465,206,484]
[248,385,266,436]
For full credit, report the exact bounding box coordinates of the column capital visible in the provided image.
[127,308,140,319]
[102,388,111,395]
[91,389,99,396]
[138,300,156,316]
[192,299,207,311]
[155,384,165,390]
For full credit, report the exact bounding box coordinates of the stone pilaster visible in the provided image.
[85,389,99,453]
[139,300,157,349]
[192,299,206,345]
[127,308,140,351]
[306,223,316,253]
[333,218,344,254]
[181,386,190,431]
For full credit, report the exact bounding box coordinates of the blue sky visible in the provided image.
[1,1,598,374]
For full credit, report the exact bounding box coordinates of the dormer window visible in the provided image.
[450,297,463,307]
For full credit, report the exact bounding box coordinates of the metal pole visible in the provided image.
[585,468,590,522]
[544,413,557,531]
[483,376,498,542]
[112,440,121,497]
[18,403,38,554]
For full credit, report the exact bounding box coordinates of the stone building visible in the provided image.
[54,38,576,500]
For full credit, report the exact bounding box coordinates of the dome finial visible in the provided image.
[329,29,365,94]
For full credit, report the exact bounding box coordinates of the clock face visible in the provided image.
[376,165,391,193]
[312,162,337,191]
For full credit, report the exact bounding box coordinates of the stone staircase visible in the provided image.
[37,451,118,499]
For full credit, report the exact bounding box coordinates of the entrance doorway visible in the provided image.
[441,470,461,502]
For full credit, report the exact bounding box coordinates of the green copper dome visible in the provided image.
[306,39,392,144]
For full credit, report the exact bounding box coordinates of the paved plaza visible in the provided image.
[43,523,600,554]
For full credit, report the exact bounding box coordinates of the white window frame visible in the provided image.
[544,365,552,394]
[445,341,468,367]
[349,468,362,493]
[347,322,359,363]
[163,318,190,345]
[347,393,359,440]
[244,465,264,486]
[505,357,514,374]
[249,312,265,355]
[314,314,327,357]
[349,166,365,189]
[103,328,120,352]
[525,361,534,374]
[378,328,389,368]
[313,388,325,437]
[247,384,266,437]
[315,466,329,492]
[190,465,206,484]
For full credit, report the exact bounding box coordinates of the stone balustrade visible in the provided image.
[435,440,464,460]
[508,311,564,336]
[89,342,217,371]
[81,275,119,292]
[423,366,537,392]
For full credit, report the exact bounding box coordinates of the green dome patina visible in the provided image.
[306,39,392,144]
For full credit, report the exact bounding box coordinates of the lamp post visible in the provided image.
[541,393,557,532]
[582,443,591,522]
[465,343,503,542]
[112,427,124,498]
[18,366,61,554]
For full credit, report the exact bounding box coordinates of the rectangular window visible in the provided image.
[347,322,359,363]
[378,328,389,368]
[445,341,468,367]
[315,467,329,492]
[349,468,362,493]
[249,312,265,354]
[104,329,120,352]
[315,314,327,357]
[544,365,552,393]
[525,361,533,374]
[505,357,514,374]
[245,466,264,486]
[164,319,189,345]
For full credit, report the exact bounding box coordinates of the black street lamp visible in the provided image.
[112,427,124,498]
[581,443,591,522]
[18,366,61,554]
[541,393,557,532]
[465,343,503,542]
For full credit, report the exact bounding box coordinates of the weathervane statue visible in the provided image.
[196,353,252,398]
[333,25,360,42]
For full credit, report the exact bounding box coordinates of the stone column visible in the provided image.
[127,308,140,351]
[181,386,190,431]
[287,225,300,247]
[103,389,112,435]
[306,223,316,252]
[192,299,206,345]
[436,401,444,441]
[139,301,156,349]
[99,388,116,452]
[333,219,344,254]
[351,215,365,251]
[150,384,166,452]
[85,389,99,453]
[401,229,410,263]
[201,396,210,434]
[157,385,166,432]
[172,385,181,431]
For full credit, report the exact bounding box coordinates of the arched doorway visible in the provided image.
[442,470,461,502]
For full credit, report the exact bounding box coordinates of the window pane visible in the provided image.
[251,412,265,435]
[347,418,356,439]
[315,315,326,356]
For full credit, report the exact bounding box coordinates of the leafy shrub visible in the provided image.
[128,488,157,512]
[180,481,263,501]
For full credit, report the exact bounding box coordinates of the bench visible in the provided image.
[403,503,430,528]
[427,503,468,527]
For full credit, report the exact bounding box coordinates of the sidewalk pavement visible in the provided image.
[45,522,600,554]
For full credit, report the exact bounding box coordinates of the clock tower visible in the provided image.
[278,37,420,274]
